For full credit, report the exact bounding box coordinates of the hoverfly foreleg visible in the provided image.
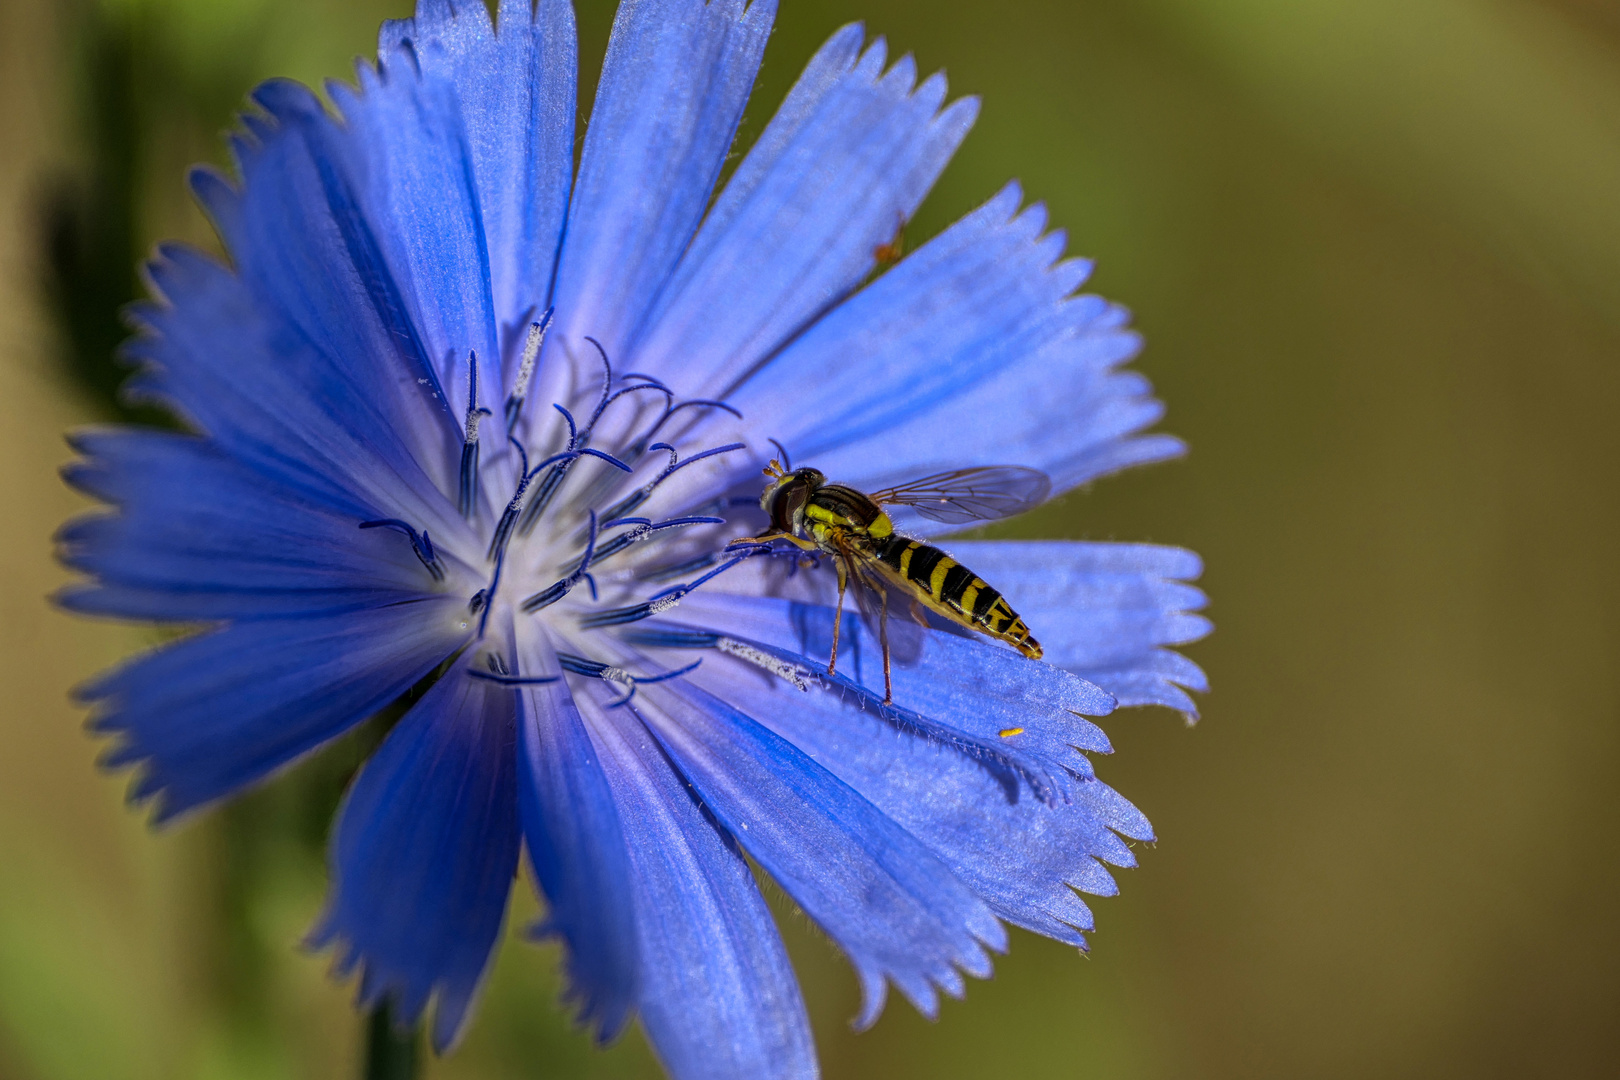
[731,530,817,551]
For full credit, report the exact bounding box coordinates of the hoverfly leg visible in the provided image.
[732,530,816,551]
[829,557,847,678]
[879,584,893,705]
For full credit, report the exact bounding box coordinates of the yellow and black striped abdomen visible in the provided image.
[874,537,1043,659]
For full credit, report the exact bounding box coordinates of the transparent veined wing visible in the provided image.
[848,556,927,665]
[868,466,1051,525]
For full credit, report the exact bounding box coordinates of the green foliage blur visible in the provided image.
[3,0,1618,1077]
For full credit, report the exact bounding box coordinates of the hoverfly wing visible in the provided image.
[868,466,1051,524]
[849,560,926,666]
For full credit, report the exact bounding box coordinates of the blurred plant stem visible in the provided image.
[364,1003,421,1080]
[41,2,141,419]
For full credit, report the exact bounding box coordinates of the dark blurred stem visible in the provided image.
[42,2,140,417]
[365,1002,421,1080]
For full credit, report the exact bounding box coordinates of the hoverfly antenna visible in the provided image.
[768,438,793,472]
[763,459,784,479]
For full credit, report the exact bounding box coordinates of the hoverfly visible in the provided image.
[744,456,1051,704]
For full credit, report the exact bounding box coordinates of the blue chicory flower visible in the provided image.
[56,0,1210,1074]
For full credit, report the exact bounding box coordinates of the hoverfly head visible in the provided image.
[760,467,824,536]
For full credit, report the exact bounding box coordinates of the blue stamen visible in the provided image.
[580,545,770,628]
[577,448,633,472]
[661,441,747,479]
[477,536,504,638]
[551,654,703,708]
[516,464,569,535]
[459,354,490,520]
[468,669,562,686]
[629,396,745,460]
[590,515,725,562]
[582,336,614,425]
[509,435,530,480]
[359,518,445,581]
[631,658,704,685]
[504,308,553,429]
[562,343,670,469]
[622,628,722,649]
[650,547,767,601]
[601,381,674,415]
[553,403,579,449]
[556,652,609,677]
[516,444,631,537]
[596,487,654,528]
[520,510,599,613]
[577,603,658,628]
[486,436,538,561]
[669,398,743,421]
[596,440,746,529]
[642,552,718,583]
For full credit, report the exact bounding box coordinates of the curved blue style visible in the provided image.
[57,0,1210,1074]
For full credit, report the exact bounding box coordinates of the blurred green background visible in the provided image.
[3,0,1618,1076]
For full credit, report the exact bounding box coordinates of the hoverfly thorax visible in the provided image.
[760,466,825,537]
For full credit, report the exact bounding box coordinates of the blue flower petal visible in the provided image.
[512,621,640,1042]
[727,183,1181,499]
[631,26,977,396]
[191,76,485,494]
[319,55,507,440]
[380,0,576,346]
[545,0,774,365]
[79,600,470,821]
[191,89,453,448]
[666,588,1116,784]
[947,541,1211,719]
[631,677,1006,1028]
[582,691,815,1080]
[691,658,1146,948]
[122,244,472,539]
[310,653,520,1054]
[58,428,474,622]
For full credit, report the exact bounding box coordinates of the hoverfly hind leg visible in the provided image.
[879,584,893,705]
[829,557,847,678]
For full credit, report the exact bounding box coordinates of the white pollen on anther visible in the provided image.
[465,406,483,443]
[717,638,811,691]
[512,319,546,401]
[599,666,634,685]
[647,596,682,615]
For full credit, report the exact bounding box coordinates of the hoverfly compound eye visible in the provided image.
[759,474,786,514]
[786,482,811,524]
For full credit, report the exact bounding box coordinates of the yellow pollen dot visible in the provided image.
[999,727,1024,738]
